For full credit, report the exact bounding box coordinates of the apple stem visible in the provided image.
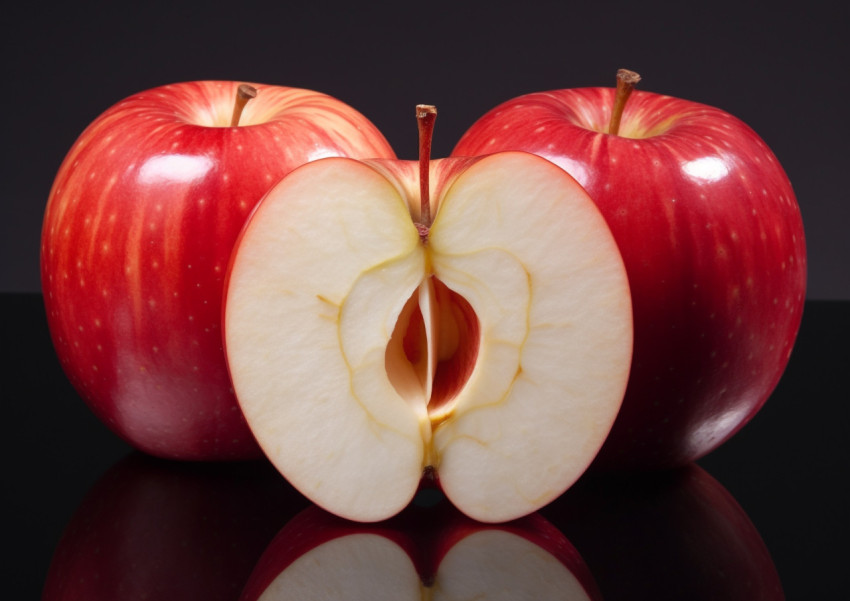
[416,104,437,237]
[608,69,641,136]
[230,84,258,127]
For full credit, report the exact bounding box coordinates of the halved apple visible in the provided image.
[223,107,632,523]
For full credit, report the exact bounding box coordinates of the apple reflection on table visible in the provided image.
[41,453,783,600]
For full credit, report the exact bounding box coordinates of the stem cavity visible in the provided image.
[608,69,641,136]
[230,84,258,127]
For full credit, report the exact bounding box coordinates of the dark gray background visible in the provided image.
[4,0,847,297]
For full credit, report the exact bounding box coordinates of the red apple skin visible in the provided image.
[41,453,308,601]
[453,87,806,468]
[41,81,395,460]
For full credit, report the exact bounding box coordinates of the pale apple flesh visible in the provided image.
[224,151,632,523]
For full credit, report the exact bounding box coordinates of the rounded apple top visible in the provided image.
[453,87,793,164]
[88,80,395,154]
[464,87,744,137]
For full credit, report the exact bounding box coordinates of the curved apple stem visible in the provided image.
[416,104,437,236]
[230,84,258,127]
[608,69,641,136]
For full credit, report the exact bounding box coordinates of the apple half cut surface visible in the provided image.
[224,143,632,523]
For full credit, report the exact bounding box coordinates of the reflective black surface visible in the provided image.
[4,294,848,598]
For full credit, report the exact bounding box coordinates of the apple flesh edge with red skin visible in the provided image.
[452,87,806,469]
[40,81,395,460]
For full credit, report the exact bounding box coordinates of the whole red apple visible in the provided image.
[41,81,395,460]
[452,71,806,468]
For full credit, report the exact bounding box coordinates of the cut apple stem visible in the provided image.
[608,69,641,136]
[416,104,437,238]
[230,84,258,127]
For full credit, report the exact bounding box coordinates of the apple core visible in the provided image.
[386,276,481,431]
